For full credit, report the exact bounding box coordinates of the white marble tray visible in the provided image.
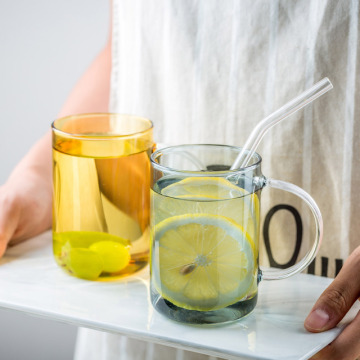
[0,231,357,360]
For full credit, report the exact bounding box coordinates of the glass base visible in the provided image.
[151,286,257,325]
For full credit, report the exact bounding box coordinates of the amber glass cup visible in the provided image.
[52,113,153,281]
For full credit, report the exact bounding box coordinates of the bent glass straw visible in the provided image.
[230,77,333,170]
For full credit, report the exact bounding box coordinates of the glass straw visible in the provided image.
[230,77,333,170]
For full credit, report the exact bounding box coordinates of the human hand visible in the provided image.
[305,247,360,359]
[0,168,52,257]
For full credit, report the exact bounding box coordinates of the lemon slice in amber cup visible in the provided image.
[153,214,256,311]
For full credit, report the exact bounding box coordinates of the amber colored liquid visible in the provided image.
[52,135,152,280]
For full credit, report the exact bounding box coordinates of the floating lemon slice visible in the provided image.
[152,214,256,311]
[161,177,249,199]
[152,177,260,244]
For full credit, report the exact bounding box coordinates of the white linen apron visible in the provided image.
[75,1,360,359]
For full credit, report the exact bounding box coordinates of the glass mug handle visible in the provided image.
[259,177,323,281]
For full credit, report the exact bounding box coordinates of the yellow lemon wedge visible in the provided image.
[90,241,131,273]
[54,231,132,280]
[152,213,256,311]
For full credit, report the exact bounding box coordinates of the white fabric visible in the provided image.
[75,0,360,359]
[74,328,242,360]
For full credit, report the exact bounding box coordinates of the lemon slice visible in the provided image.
[152,177,260,244]
[161,177,248,199]
[152,214,255,311]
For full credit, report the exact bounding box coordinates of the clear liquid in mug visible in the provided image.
[150,175,260,324]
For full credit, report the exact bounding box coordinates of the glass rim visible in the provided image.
[51,112,154,140]
[150,144,262,176]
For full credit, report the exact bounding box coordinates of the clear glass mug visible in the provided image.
[52,113,154,281]
[150,144,322,324]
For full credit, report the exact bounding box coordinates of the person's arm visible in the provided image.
[0,40,112,257]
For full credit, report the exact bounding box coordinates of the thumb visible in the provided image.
[304,247,360,333]
[0,235,9,257]
[0,190,21,257]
